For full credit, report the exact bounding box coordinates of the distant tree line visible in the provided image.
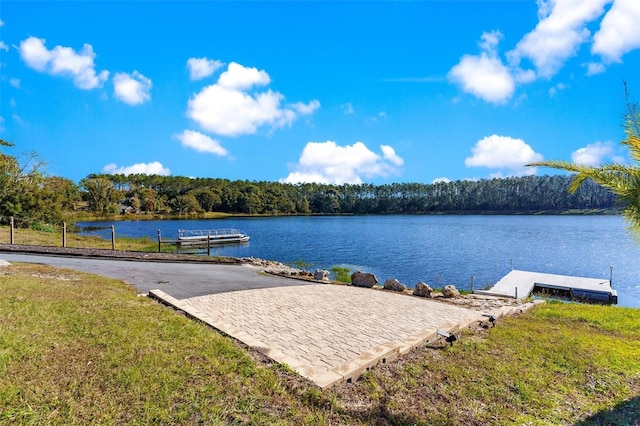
[80,173,617,216]
[0,139,620,229]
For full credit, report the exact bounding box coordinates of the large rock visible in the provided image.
[383,278,407,292]
[314,269,330,282]
[413,281,433,298]
[442,284,460,298]
[351,271,378,288]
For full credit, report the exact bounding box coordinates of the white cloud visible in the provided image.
[507,0,609,79]
[448,31,515,104]
[513,68,536,84]
[592,0,640,64]
[341,103,355,115]
[113,71,152,105]
[280,171,332,184]
[0,19,5,54]
[9,78,20,88]
[465,135,543,176]
[12,114,24,125]
[187,61,320,137]
[432,177,451,184]
[586,62,607,75]
[19,37,54,72]
[188,85,284,136]
[450,0,640,103]
[381,145,404,166]
[280,141,404,184]
[103,161,170,176]
[548,82,568,97]
[19,36,109,89]
[174,129,228,156]
[292,100,321,115]
[571,141,625,166]
[218,62,270,90]
[187,57,224,81]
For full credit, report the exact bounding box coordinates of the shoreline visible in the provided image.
[73,208,621,223]
[0,243,526,313]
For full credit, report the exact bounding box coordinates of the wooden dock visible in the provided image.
[477,269,617,305]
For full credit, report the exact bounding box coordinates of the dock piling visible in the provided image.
[609,265,614,287]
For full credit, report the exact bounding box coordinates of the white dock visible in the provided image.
[479,269,617,304]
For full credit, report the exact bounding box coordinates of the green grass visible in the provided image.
[330,266,352,283]
[1,262,639,424]
[339,302,640,424]
[0,226,168,253]
[290,259,314,270]
[0,263,334,424]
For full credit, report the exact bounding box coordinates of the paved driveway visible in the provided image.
[0,253,308,299]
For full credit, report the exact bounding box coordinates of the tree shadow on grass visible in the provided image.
[574,396,640,426]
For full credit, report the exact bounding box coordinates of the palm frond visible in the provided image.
[530,84,640,239]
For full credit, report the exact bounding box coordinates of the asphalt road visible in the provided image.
[0,253,310,299]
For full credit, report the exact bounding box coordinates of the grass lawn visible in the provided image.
[1,262,639,424]
[0,226,169,253]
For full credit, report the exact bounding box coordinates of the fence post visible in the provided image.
[158,230,162,253]
[111,225,115,250]
[62,222,67,248]
[10,216,14,244]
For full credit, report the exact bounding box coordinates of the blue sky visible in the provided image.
[1,1,639,185]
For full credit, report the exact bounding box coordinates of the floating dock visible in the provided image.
[477,269,617,305]
[176,228,250,246]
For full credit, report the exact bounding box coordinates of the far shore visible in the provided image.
[72,207,620,223]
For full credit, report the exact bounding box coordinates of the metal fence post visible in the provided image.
[111,225,115,250]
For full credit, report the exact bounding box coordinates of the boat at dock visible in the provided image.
[177,228,250,245]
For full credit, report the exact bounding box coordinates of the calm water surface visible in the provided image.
[77,215,640,308]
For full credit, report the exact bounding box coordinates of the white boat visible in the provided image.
[177,228,250,245]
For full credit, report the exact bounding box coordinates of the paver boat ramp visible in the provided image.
[149,285,540,388]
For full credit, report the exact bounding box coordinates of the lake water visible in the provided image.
[77,215,640,308]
